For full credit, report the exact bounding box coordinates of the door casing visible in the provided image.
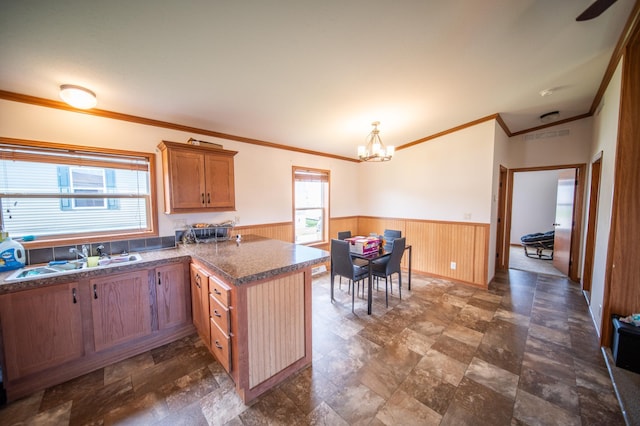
[502,163,586,282]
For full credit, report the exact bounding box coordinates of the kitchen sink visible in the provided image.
[4,253,143,282]
[98,254,143,266]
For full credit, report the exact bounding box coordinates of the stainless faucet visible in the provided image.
[96,244,108,258]
[70,244,89,260]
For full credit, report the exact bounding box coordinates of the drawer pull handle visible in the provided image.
[214,340,223,349]
[213,309,221,318]
[214,288,222,295]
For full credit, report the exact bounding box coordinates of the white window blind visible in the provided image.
[0,140,154,241]
[293,167,329,244]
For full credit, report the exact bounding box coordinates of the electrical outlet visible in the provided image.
[450,261,457,270]
[234,216,240,224]
[464,213,471,220]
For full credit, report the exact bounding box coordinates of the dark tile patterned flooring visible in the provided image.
[0,269,625,425]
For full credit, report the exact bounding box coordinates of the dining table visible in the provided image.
[350,244,412,314]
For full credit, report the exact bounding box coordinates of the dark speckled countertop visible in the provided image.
[0,235,329,294]
[182,234,330,285]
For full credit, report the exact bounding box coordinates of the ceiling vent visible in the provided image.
[523,129,570,141]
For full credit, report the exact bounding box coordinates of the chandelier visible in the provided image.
[357,121,394,162]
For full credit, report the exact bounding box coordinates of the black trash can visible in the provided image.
[612,315,640,374]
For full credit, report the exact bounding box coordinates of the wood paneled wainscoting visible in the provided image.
[355,217,490,288]
[236,217,490,288]
[235,222,293,242]
[328,216,360,244]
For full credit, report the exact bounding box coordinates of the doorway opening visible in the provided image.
[500,164,585,281]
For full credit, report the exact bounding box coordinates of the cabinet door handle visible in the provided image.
[207,193,211,204]
[195,273,201,288]
[213,309,221,318]
[72,288,78,304]
[201,193,205,205]
[157,271,162,286]
[93,284,98,299]
[214,340,223,349]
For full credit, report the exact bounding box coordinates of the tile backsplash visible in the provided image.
[26,235,177,266]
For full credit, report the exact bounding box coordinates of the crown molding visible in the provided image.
[0,90,358,163]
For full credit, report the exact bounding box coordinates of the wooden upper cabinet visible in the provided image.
[204,153,235,209]
[158,140,237,214]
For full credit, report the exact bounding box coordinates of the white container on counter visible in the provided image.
[0,238,25,272]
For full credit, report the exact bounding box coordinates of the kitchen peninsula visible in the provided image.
[0,235,329,404]
[182,234,329,403]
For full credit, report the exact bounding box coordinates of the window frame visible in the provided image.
[0,137,158,248]
[69,166,108,209]
[292,166,330,245]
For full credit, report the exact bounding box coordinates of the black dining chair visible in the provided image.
[383,229,402,252]
[330,239,370,312]
[371,237,405,307]
[337,231,351,240]
[336,231,367,290]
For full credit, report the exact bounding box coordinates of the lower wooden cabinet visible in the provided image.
[0,281,84,381]
[210,317,232,372]
[0,260,194,402]
[189,263,211,343]
[209,293,231,337]
[192,266,313,404]
[209,274,232,373]
[190,261,234,373]
[156,262,190,330]
[90,270,153,352]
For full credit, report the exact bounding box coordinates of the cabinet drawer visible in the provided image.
[209,294,230,335]
[210,318,231,373]
[209,275,231,308]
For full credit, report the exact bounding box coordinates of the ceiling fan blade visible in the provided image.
[576,0,618,21]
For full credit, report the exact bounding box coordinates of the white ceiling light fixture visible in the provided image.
[357,121,394,162]
[59,84,97,109]
[539,110,560,123]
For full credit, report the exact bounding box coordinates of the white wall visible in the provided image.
[586,60,623,335]
[0,100,499,244]
[2,98,601,291]
[508,119,592,169]
[357,120,496,223]
[489,121,510,281]
[508,117,593,282]
[510,170,560,245]
[0,100,361,237]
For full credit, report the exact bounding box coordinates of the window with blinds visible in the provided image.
[293,167,329,244]
[0,138,156,242]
